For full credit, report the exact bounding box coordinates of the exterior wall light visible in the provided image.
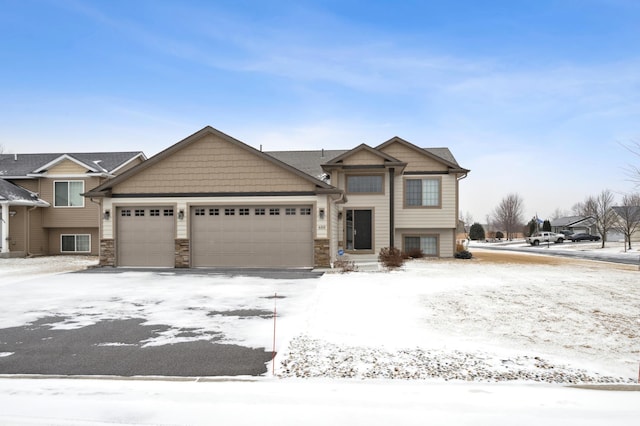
[178,209,185,220]
[103,210,110,220]
[319,208,325,219]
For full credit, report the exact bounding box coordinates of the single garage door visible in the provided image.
[191,205,313,268]
[117,206,175,267]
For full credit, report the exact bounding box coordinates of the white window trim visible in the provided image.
[54,180,85,208]
[60,234,91,253]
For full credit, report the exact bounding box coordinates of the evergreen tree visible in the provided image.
[542,219,551,231]
[527,219,537,236]
[469,222,485,241]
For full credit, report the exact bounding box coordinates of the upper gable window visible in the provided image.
[54,181,84,207]
[346,175,383,194]
[405,177,441,208]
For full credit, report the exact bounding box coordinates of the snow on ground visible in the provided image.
[0,251,639,425]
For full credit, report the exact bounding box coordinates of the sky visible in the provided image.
[1,0,639,222]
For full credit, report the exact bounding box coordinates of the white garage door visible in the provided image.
[191,205,313,268]
[117,207,175,267]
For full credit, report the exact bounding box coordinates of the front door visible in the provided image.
[346,209,372,251]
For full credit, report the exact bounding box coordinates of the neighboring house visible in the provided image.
[610,206,640,243]
[550,216,595,235]
[85,126,469,268]
[0,152,146,257]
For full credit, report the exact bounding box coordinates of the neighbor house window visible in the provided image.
[346,175,383,193]
[404,235,438,256]
[54,181,84,207]
[61,234,90,253]
[405,178,441,207]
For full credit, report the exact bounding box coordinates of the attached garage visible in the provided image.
[191,205,313,268]
[116,206,175,267]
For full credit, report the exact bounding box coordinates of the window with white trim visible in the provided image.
[54,181,84,207]
[405,178,441,207]
[61,234,91,253]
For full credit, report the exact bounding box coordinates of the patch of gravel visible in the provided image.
[278,336,635,384]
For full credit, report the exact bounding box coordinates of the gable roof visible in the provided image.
[85,126,337,197]
[321,143,407,169]
[0,152,146,178]
[611,205,640,218]
[376,136,469,172]
[550,216,594,227]
[0,179,49,206]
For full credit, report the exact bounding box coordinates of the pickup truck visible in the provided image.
[526,231,565,246]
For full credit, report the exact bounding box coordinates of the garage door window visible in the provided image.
[239,208,250,216]
[255,208,265,215]
[61,234,91,253]
[270,208,280,215]
[209,208,219,216]
[164,209,174,216]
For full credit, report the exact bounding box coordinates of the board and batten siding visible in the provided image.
[112,133,317,195]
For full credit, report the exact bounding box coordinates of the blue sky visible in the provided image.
[1,0,639,222]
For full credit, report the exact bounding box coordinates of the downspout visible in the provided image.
[90,197,102,257]
[389,168,395,248]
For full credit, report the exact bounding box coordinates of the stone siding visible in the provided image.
[100,239,115,266]
[314,238,330,268]
[175,238,190,268]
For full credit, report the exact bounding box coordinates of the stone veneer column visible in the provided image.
[175,238,190,268]
[100,239,115,266]
[314,238,330,268]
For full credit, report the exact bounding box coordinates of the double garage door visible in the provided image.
[117,205,314,268]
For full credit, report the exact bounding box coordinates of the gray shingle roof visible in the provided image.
[0,152,144,177]
[265,150,348,180]
[266,146,463,179]
[0,179,49,206]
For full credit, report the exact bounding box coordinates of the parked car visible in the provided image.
[559,230,574,239]
[569,233,601,242]
[526,231,565,246]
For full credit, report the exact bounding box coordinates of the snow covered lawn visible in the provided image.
[0,251,638,425]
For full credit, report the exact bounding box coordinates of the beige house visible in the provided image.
[0,152,145,257]
[86,126,469,268]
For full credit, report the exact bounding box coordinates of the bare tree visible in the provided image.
[611,193,640,251]
[621,139,640,186]
[549,207,568,221]
[492,193,525,240]
[580,189,617,248]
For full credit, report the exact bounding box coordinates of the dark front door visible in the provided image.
[346,209,372,250]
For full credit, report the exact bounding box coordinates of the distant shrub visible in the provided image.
[454,250,473,259]
[378,247,405,269]
[495,231,504,240]
[469,223,485,240]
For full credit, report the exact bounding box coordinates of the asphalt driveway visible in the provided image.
[0,315,274,377]
[0,267,322,377]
